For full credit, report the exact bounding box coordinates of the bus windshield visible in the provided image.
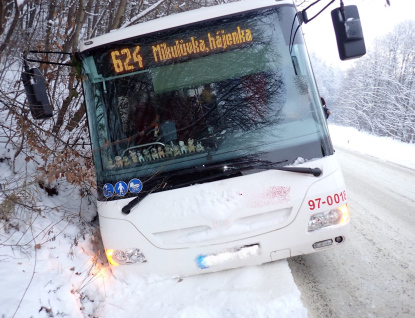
[80,6,332,200]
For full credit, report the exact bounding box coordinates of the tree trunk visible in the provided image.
[44,0,57,52]
[110,0,127,30]
[0,0,20,62]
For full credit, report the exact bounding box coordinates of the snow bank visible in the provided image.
[7,123,415,317]
[2,123,414,317]
[0,142,97,317]
[3,123,414,317]
[329,125,415,170]
[85,260,307,318]
[0,139,306,317]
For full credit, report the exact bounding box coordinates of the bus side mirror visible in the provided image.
[331,5,366,61]
[21,68,53,119]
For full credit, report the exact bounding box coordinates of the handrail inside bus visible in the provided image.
[91,69,150,84]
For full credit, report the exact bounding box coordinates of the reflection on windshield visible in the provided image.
[94,67,286,171]
[81,6,331,191]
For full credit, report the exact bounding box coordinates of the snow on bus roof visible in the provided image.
[79,0,293,52]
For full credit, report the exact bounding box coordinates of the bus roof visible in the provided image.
[79,0,293,52]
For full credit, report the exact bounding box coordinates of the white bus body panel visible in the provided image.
[98,154,349,276]
[80,0,294,52]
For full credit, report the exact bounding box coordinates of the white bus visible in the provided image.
[74,0,357,276]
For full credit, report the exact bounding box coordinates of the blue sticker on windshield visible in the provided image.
[103,183,114,198]
[128,179,143,194]
[114,181,128,196]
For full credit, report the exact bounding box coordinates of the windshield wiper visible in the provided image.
[194,161,322,177]
[121,167,239,215]
[121,162,322,215]
[258,165,322,177]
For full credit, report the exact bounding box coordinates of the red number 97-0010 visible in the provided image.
[308,190,347,210]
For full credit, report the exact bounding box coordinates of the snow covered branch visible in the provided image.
[120,0,166,29]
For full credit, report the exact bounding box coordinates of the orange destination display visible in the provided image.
[107,26,254,75]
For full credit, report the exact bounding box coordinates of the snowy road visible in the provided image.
[288,147,415,318]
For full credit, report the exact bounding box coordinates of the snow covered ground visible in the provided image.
[1,124,414,317]
[329,125,415,170]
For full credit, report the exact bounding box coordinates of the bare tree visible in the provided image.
[0,0,250,205]
[331,20,415,143]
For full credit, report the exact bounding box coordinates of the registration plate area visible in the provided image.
[195,244,261,269]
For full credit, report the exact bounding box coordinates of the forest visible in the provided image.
[1,0,413,194]
[0,0,239,195]
[1,0,414,222]
[312,19,415,144]
[0,0,414,315]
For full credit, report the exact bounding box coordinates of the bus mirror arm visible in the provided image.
[21,65,53,119]
[331,4,366,60]
[295,1,366,61]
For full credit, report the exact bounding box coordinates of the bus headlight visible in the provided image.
[106,248,146,266]
[308,204,349,231]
